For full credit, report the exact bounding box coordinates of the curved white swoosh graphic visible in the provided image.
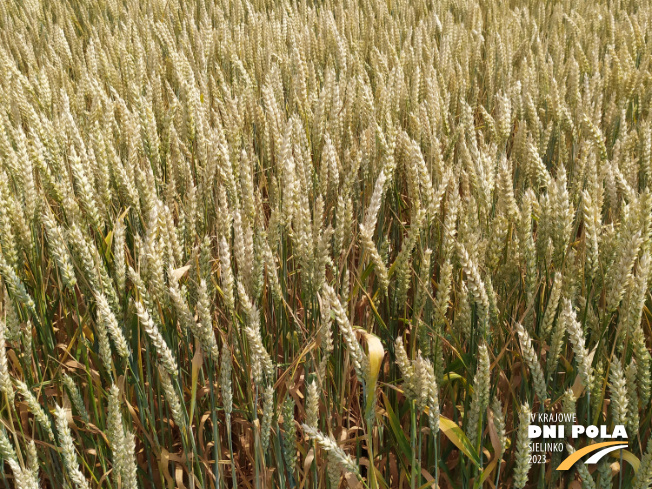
[585,444,628,464]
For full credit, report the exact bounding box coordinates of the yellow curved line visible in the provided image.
[557,442,627,470]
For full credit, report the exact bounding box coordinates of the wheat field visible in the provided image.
[0,0,651,487]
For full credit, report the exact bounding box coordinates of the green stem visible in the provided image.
[494,453,502,489]
[227,415,237,489]
[254,385,260,489]
[411,402,417,489]
[367,417,378,489]
[434,433,440,489]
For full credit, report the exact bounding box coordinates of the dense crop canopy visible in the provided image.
[0,0,651,487]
